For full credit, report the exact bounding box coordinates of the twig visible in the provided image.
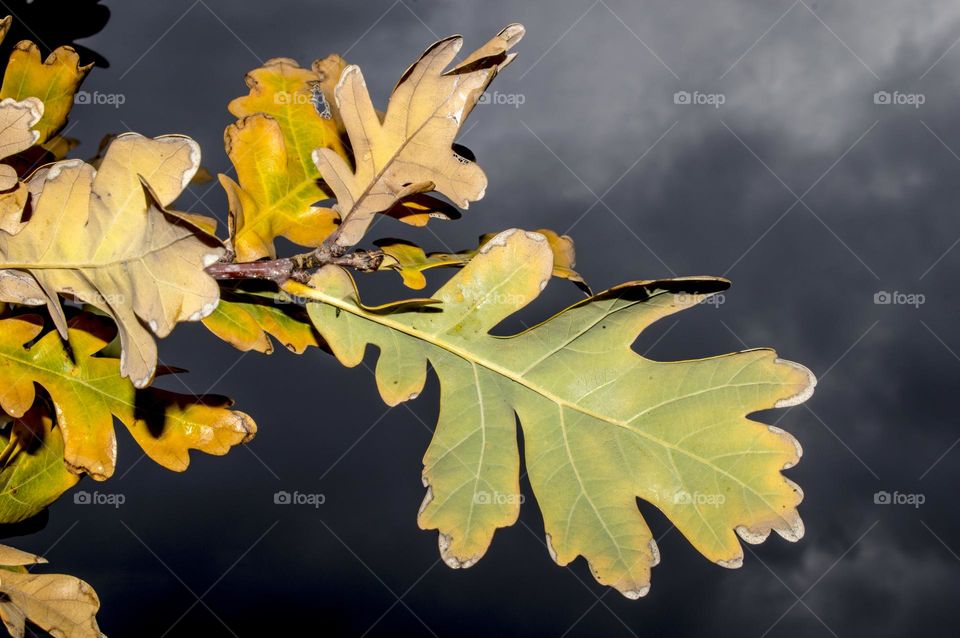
[204,247,384,284]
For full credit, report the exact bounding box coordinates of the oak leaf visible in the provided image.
[0,404,78,523]
[377,228,588,292]
[221,57,346,261]
[0,96,42,236]
[203,290,320,354]
[0,96,41,192]
[286,229,814,598]
[0,544,102,638]
[0,313,256,481]
[0,34,92,143]
[316,24,525,248]
[0,132,223,388]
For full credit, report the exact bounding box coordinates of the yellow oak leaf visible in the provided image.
[316,24,524,248]
[377,228,589,292]
[0,313,256,481]
[0,96,42,235]
[0,181,27,234]
[0,133,223,388]
[0,40,91,143]
[0,543,102,638]
[203,290,320,354]
[222,57,346,261]
[0,96,41,191]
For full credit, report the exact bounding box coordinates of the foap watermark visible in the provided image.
[478,91,525,108]
[495,292,530,304]
[74,90,126,109]
[874,290,925,308]
[70,291,126,306]
[73,490,125,508]
[273,91,312,106]
[274,292,311,305]
[673,90,725,109]
[673,490,725,507]
[873,90,925,108]
[274,490,325,508]
[676,292,725,308]
[473,490,525,505]
[874,490,925,508]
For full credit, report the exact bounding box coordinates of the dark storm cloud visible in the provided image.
[9,1,960,636]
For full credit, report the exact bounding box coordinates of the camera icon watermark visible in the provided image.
[673,90,725,109]
[73,490,126,508]
[873,90,925,108]
[273,490,325,508]
[873,290,925,308]
[74,90,126,109]
[873,490,924,508]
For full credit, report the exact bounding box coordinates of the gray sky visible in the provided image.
[10,0,960,636]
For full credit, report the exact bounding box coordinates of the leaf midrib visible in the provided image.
[0,346,128,411]
[0,234,190,270]
[0,339,197,430]
[240,177,332,239]
[337,78,459,230]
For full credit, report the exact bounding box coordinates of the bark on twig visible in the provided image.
[204,247,384,284]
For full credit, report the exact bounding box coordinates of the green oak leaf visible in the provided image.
[286,228,815,598]
[0,404,78,524]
